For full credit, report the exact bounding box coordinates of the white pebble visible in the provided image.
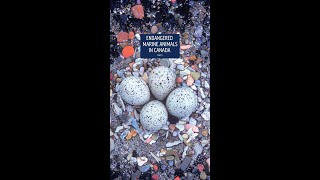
[189,117,197,126]
[115,126,124,133]
[135,34,141,40]
[176,124,185,131]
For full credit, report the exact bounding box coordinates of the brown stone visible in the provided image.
[189,55,197,61]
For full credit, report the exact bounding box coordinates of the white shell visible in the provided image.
[119,76,150,105]
[148,66,176,100]
[140,100,168,132]
[166,87,197,119]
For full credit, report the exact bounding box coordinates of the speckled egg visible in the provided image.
[148,66,176,100]
[140,100,168,132]
[166,87,197,119]
[119,76,150,106]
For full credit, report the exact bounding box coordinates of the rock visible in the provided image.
[201,110,210,121]
[199,88,205,99]
[151,26,158,34]
[117,32,129,43]
[139,67,144,76]
[138,164,151,172]
[168,160,174,166]
[182,134,189,139]
[189,55,197,61]
[190,72,200,80]
[166,140,182,147]
[135,33,141,40]
[189,117,197,126]
[192,126,199,133]
[177,64,184,70]
[200,50,209,57]
[206,158,210,171]
[204,81,210,89]
[176,77,183,83]
[122,46,135,58]
[198,164,205,172]
[115,126,124,133]
[186,74,194,86]
[166,156,174,160]
[180,156,192,171]
[175,124,184,131]
[200,172,207,179]
[180,45,191,50]
[132,5,144,19]
[169,124,176,130]
[129,31,134,39]
[152,174,159,180]
[131,170,141,180]
[111,103,122,116]
[201,129,208,137]
[137,157,148,166]
[110,138,114,152]
[191,85,197,90]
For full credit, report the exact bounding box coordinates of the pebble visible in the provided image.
[189,117,197,126]
[151,26,158,34]
[175,124,185,131]
[122,46,135,58]
[204,81,210,89]
[199,88,205,99]
[194,80,201,86]
[126,132,133,140]
[132,170,141,180]
[139,67,144,75]
[186,74,194,86]
[137,157,148,166]
[131,5,144,19]
[139,164,151,172]
[169,124,176,130]
[201,129,208,137]
[197,164,205,172]
[166,156,174,160]
[127,152,133,161]
[206,158,210,171]
[183,75,188,80]
[142,72,148,83]
[201,110,210,121]
[110,138,114,152]
[126,105,133,112]
[166,140,182,147]
[189,55,197,61]
[200,50,209,57]
[135,33,141,40]
[132,71,139,77]
[185,124,192,130]
[172,131,179,136]
[168,160,174,166]
[180,156,192,171]
[200,172,207,179]
[153,164,158,171]
[177,64,185,70]
[176,77,183,83]
[152,174,159,180]
[117,32,129,43]
[192,126,199,133]
[182,134,189,139]
[191,85,197,90]
[180,45,191,50]
[115,126,124,133]
[190,72,200,80]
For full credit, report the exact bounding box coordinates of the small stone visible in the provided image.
[183,76,188,80]
[189,55,197,61]
[110,138,114,152]
[151,26,158,34]
[151,134,158,140]
[200,172,207,180]
[201,129,208,137]
[186,75,194,86]
[139,67,145,75]
[189,117,197,126]
[175,124,185,131]
[173,131,179,136]
[176,77,183,83]
[152,174,159,180]
[132,71,139,77]
[180,156,192,171]
[131,130,137,137]
[206,158,210,171]
[166,155,174,160]
[191,85,197,90]
[195,57,203,64]
[132,5,144,19]
[177,64,185,70]
[166,140,182,147]
[138,164,151,172]
[180,45,191,50]
[142,72,148,83]
[197,164,205,172]
[153,164,158,171]
[137,157,148,166]
[182,134,189,139]
[185,124,192,130]
[201,110,210,121]
[117,32,129,43]
[200,50,209,57]
[169,124,176,130]
[199,88,205,99]
[204,81,210,89]
[126,132,132,140]
[194,80,201,86]
[122,46,135,58]
[168,160,174,166]
[135,51,141,58]
[190,72,200,80]
[129,32,134,39]
[135,34,141,40]
[188,150,194,156]
[192,126,199,133]
[115,126,124,133]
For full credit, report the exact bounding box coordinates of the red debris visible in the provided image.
[153,164,158,171]
[174,176,180,180]
[152,174,159,180]
[197,164,205,172]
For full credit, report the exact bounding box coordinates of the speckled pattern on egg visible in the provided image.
[119,76,150,105]
[140,100,168,132]
[166,87,198,119]
[148,66,176,101]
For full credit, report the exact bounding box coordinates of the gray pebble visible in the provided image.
[177,64,185,70]
[180,156,192,171]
